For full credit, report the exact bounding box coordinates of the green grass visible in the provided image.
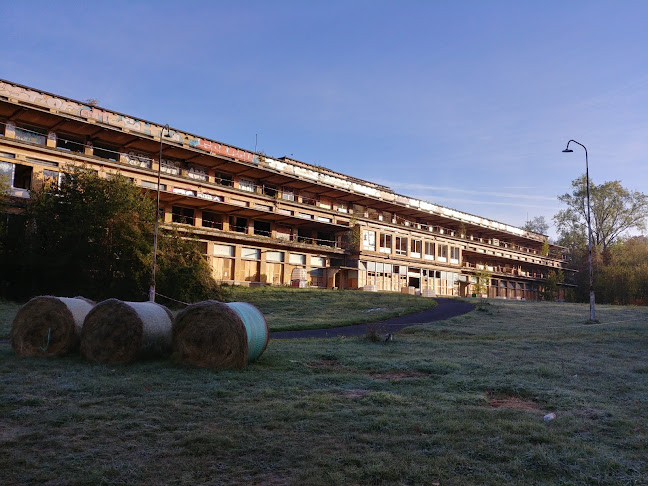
[0,288,436,338]
[1,296,647,485]
[224,286,438,332]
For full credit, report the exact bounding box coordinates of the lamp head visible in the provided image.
[562,149,573,153]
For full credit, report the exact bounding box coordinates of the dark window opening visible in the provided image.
[172,206,195,225]
[263,184,278,198]
[230,216,247,233]
[13,164,32,190]
[202,211,222,229]
[297,228,312,244]
[317,231,335,247]
[93,142,119,161]
[56,134,84,153]
[215,172,233,186]
[254,220,271,237]
[301,191,316,206]
[15,126,46,145]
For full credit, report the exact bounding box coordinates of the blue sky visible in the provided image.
[2,1,647,238]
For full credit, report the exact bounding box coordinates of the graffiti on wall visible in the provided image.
[189,138,255,164]
[0,80,256,164]
[126,151,152,169]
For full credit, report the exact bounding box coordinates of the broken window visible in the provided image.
[171,206,195,225]
[380,233,392,253]
[363,230,376,251]
[300,191,316,206]
[15,125,46,145]
[202,211,222,229]
[262,183,278,198]
[56,133,84,153]
[92,142,119,161]
[215,172,233,186]
[424,241,435,260]
[411,239,422,258]
[254,220,271,237]
[395,236,408,256]
[230,216,247,233]
[438,244,448,262]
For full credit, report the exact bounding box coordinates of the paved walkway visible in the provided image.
[270,298,474,339]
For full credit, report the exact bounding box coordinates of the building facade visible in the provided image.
[0,79,570,299]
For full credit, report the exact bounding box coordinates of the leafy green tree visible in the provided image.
[2,167,223,302]
[555,175,648,251]
[155,225,225,306]
[472,270,491,297]
[555,176,648,303]
[24,167,155,299]
[0,174,9,252]
[541,269,564,301]
[523,215,549,235]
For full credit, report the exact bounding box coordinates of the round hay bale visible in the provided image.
[173,300,268,369]
[80,299,173,364]
[11,296,95,357]
[225,302,269,362]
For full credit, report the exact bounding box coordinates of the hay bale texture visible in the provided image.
[11,296,95,357]
[173,300,268,369]
[80,299,173,364]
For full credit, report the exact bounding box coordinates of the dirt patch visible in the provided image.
[487,393,542,411]
[371,370,429,380]
[342,389,370,399]
[307,359,345,370]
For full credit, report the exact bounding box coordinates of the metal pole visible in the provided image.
[584,146,595,321]
[563,139,595,321]
[149,124,169,302]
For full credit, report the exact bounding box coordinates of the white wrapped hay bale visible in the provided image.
[11,296,95,357]
[80,299,173,364]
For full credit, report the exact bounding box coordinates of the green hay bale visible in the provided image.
[172,300,250,369]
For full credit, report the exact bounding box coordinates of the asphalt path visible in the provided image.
[270,298,474,339]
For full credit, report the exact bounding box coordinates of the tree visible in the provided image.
[2,167,223,302]
[0,174,9,255]
[523,215,549,235]
[155,226,225,305]
[555,175,648,251]
[24,167,155,299]
[472,270,491,297]
[541,269,564,301]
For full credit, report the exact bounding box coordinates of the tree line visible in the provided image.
[526,175,648,305]
[0,168,223,304]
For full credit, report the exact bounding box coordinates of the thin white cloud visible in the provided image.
[382,181,558,202]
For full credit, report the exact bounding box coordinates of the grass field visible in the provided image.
[1,295,647,485]
[0,287,436,338]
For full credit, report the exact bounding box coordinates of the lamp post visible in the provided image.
[149,124,172,302]
[562,139,595,321]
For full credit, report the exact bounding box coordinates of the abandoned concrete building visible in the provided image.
[0,79,570,299]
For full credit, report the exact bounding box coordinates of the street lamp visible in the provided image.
[562,139,595,321]
[149,124,172,302]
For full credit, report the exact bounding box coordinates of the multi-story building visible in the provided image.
[0,79,570,299]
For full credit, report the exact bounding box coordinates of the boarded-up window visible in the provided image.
[266,251,284,262]
[311,256,325,267]
[289,253,306,265]
[213,244,234,257]
[242,247,260,260]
